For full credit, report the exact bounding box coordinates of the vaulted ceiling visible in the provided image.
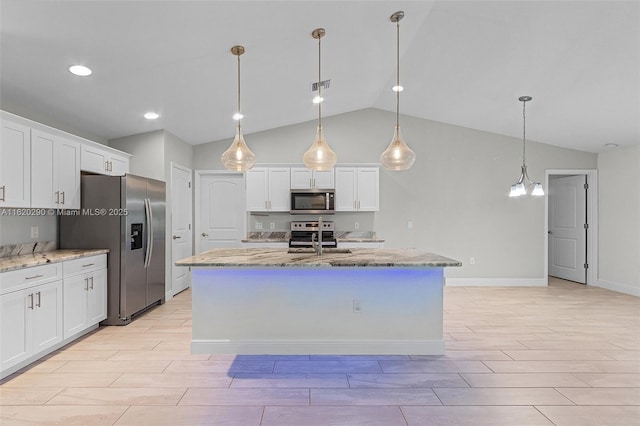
[1,1,638,153]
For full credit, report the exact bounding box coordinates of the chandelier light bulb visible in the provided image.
[380,126,416,171]
[312,96,324,104]
[232,112,243,120]
[392,85,404,92]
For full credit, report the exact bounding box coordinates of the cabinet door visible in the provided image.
[268,168,291,211]
[56,138,81,209]
[313,169,334,189]
[81,145,108,174]
[63,274,88,339]
[290,168,312,189]
[30,130,57,208]
[246,168,269,211]
[32,280,63,353]
[87,268,107,325]
[0,120,31,207]
[334,167,357,211]
[108,154,129,176]
[0,290,30,370]
[356,167,379,211]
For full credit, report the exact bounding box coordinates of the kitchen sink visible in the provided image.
[287,248,352,254]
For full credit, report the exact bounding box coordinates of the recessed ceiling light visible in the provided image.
[144,112,159,120]
[68,65,92,77]
[604,143,619,148]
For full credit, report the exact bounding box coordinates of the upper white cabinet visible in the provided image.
[246,167,290,212]
[290,167,334,189]
[335,167,379,212]
[31,130,80,209]
[0,119,31,208]
[81,144,129,176]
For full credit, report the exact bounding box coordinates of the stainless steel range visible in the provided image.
[289,220,337,248]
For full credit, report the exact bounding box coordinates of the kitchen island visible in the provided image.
[176,248,461,355]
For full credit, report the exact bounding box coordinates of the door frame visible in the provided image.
[194,170,246,254]
[544,169,598,286]
[169,161,193,299]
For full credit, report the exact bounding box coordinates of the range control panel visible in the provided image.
[290,221,334,231]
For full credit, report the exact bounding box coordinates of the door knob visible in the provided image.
[548,231,553,234]
[202,232,209,237]
[172,235,181,239]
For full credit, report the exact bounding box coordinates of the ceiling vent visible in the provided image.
[311,79,331,92]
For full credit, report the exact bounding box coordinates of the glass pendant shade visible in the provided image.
[380,126,416,171]
[221,127,256,172]
[532,183,544,196]
[303,125,337,171]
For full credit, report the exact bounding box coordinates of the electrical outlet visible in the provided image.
[31,226,39,238]
[354,221,360,230]
[255,222,263,230]
[470,257,475,265]
[407,221,413,229]
[270,222,276,230]
[353,299,362,313]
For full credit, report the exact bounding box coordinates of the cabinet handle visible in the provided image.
[109,161,113,172]
[82,263,94,267]
[313,178,316,188]
[105,161,109,172]
[61,191,65,204]
[28,293,34,309]
[0,185,5,201]
[310,178,313,188]
[36,291,41,308]
[90,276,94,290]
[85,277,89,291]
[172,235,181,239]
[358,200,361,210]
[201,232,209,237]
[25,274,44,280]
[55,191,60,204]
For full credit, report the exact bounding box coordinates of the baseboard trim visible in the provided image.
[191,339,446,356]
[594,279,640,297]
[445,278,547,287]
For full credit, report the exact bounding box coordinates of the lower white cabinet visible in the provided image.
[1,266,63,374]
[63,255,107,339]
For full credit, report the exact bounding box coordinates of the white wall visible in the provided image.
[194,108,597,282]
[109,130,165,180]
[0,214,57,245]
[597,144,640,295]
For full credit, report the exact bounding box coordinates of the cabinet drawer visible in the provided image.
[0,263,62,295]
[63,254,107,278]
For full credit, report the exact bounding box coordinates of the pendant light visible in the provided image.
[221,45,256,171]
[509,96,544,197]
[303,28,337,171]
[380,11,416,171]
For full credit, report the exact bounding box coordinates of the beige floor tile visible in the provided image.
[111,372,232,388]
[308,355,410,360]
[152,341,191,351]
[1,373,121,388]
[518,340,624,350]
[115,405,263,425]
[0,387,62,405]
[556,387,640,405]
[107,350,210,361]
[434,387,574,405]
[347,373,468,388]
[65,340,161,351]
[165,360,275,374]
[484,360,640,373]
[46,387,186,406]
[262,406,407,425]
[273,360,382,374]
[311,388,441,405]
[536,406,640,426]
[54,360,170,374]
[461,373,589,387]
[503,350,614,360]
[0,405,128,425]
[379,359,491,373]
[16,359,67,374]
[179,387,309,405]
[445,340,530,350]
[425,350,512,360]
[231,373,349,388]
[603,351,640,361]
[401,406,554,425]
[572,373,640,387]
[46,350,118,361]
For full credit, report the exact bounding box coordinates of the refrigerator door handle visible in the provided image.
[148,197,154,266]
[144,198,152,268]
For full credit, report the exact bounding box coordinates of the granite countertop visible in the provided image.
[242,231,385,243]
[176,248,461,268]
[0,249,110,273]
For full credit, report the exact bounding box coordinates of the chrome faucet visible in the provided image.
[312,216,323,255]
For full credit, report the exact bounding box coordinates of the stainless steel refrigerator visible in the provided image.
[60,174,165,325]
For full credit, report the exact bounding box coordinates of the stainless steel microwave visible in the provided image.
[290,189,335,215]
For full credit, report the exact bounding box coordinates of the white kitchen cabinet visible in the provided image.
[0,264,63,374]
[81,144,130,176]
[290,167,334,189]
[335,167,379,212]
[62,255,107,339]
[246,167,290,212]
[0,118,31,208]
[31,130,81,209]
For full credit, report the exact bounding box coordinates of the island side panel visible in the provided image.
[191,266,445,355]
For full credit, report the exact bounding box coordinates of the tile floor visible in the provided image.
[1,277,639,425]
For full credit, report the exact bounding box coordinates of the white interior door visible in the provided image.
[549,175,587,283]
[197,172,245,252]
[170,163,193,296]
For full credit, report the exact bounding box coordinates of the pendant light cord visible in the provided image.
[318,34,322,127]
[396,18,400,128]
[237,53,241,133]
[522,100,526,166]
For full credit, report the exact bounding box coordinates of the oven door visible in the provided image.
[290,190,335,214]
